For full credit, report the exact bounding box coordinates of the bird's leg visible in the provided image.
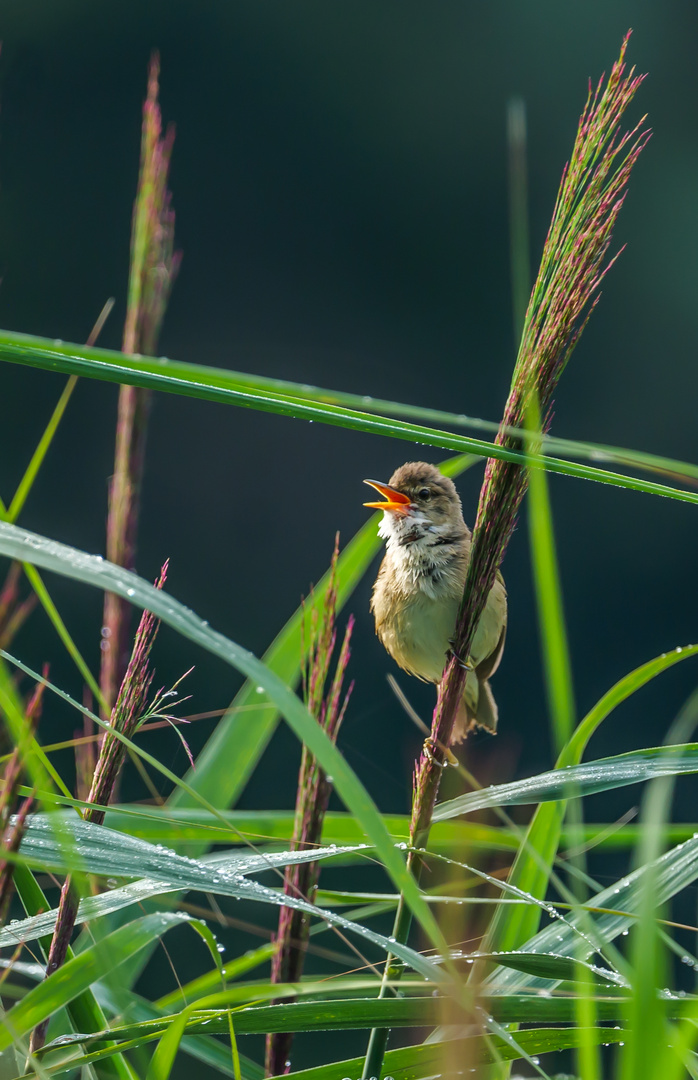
[448,640,475,671]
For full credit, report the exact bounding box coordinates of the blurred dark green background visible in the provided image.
[1,2,697,818]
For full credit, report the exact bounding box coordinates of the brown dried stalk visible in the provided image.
[101,53,181,714]
[364,34,649,1076]
[29,566,167,1054]
[265,538,354,1077]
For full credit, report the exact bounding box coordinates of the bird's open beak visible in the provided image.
[363,479,412,516]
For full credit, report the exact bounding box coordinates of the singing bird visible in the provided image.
[364,461,507,743]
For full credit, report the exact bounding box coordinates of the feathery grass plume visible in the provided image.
[101,53,180,715]
[433,32,648,766]
[266,537,354,1078]
[0,673,44,926]
[363,33,649,1078]
[29,564,168,1054]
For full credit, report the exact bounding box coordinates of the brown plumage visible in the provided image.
[364,461,507,743]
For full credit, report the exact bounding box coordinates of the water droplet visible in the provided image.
[127,587,135,597]
[100,640,110,652]
[100,626,111,638]
[256,686,265,694]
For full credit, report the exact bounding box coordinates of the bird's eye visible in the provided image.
[418,487,431,500]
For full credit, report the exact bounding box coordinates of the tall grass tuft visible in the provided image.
[266,537,354,1077]
[101,53,181,714]
[28,565,168,1053]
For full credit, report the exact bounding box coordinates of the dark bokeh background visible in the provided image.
[1,4,697,827]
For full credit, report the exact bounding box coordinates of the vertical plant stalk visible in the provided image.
[0,675,45,925]
[101,53,181,715]
[29,566,167,1054]
[364,33,649,1077]
[265,538,354,1078]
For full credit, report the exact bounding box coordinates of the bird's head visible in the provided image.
[363,461,466,544]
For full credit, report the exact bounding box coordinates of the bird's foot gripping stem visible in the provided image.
[423,737,459,768]
[448,641,475,672]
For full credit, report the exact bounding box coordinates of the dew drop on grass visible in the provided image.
[127,588,135,597]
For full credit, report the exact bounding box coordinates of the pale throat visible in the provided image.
[378,508,467,596]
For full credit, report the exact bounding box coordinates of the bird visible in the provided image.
[364,461,507,743]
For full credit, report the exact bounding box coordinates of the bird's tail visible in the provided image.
[451,677,498,744]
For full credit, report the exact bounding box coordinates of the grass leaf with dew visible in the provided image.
[434,742,698,818]
[4,817,444,983]
[3,329,698,508]
[486,831,698,993]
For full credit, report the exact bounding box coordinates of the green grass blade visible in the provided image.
[277,1028,625,1079]
[472,643,698,956]
[169,454,474,819]
[0,912,193,1053]
[5,328,698,488]
[7,376,78,524]
[2,328,698,505]
[621,691,698,1080]
[94,984,263,1080]
[10,866,138,1080]
[7,816,444,983]
[434,742,698,818]
[37,991,698,1050]
[488,832,698,993]
[8,1028,632,1079]
[525,406,575,752]
[155,943,277,1011]
[0,521,450,957]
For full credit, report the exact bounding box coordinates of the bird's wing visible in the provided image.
[475,620,507,682]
